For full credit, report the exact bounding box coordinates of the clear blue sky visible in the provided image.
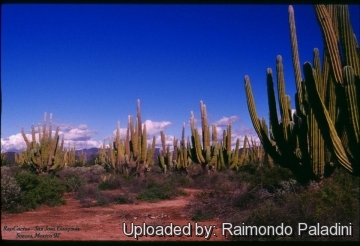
[1,4,359,152]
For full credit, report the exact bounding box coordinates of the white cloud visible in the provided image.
[1,133,28,152]
[1,124,102,152]
[61,140,102,150]
[61,124,95,141]
[59,124,101,149]
[213,116,239,126]
[110,119,172,139]
[144,120,171,136]
[154,133,176,151]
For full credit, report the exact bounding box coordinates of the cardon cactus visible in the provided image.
[186,100,246,172]
[158,130,173,173]
[97,99,156,178]
[17,113,65,174]
[244,5,359,182]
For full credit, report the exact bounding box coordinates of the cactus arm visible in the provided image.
[21,128,30,149]
[194,129,205,164]
[277,55,291,142]
[304,62,353,172]
[238,136,248,166]
[212,124,218,143]
[226,123,232,155]
[266,69,282,142]
[314,5,343,84]
[160,131,166,156]
[229,138,240,169]
[244,75,284,165]
[146,136,156,166]
[200,101,210,149]
[337,5,360,76]
[288,5,304,106]
[343,66,360,162]
[137,99,142,136]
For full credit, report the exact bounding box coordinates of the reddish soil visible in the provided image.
[1,188,229,241]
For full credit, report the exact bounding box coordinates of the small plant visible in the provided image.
[57,165,105,185]
[100,191,135,205]
[1,173,23,213]
[63,174,86,192]
[237,163,296,192]
[136,181,186,202]
[76,183,101,207]
[98,174,122,190]
[14,171,66,210]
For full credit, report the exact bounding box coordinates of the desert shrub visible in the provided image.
[98,174,122,190]
[232,189,258,209]
[185,164,204,178]
[100,191,135,204]
[76,183,132,207]
[167,173,194,187]
[1,166,21,177]
[14,171,66,210]
[1,173,23,213]
[187,181,250,222]
[64,174,86,192]
[136,180,186,202]
[57,165,105,185]
[76,183,101,207]
[237,163,295,192]
[186,170,244,194]
[231,168,359,241]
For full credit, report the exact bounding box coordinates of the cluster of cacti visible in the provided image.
[15,113,63,174]
[158,100,251,174]
[187,101,249,171]
[158,130,174,173]
[15,114,83,173]
[56,142,77,167]
[77,149,87,166]
[95,99,156,178]
[172,123,194,171]
[244,5,359,181]
[1,152,7,166]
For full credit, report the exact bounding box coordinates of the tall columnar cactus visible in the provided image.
[244,5,359,181]
[97,99,156,177]
[246,137,266,167]
[158,130,173,173]
[172,123,193,171]
[17,113,66,174]
[185,100,247,172]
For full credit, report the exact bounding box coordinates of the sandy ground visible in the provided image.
[1,188,230,241]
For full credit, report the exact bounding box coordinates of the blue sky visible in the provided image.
[1,4,359,152]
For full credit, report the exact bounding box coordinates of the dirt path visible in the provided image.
[1,188,229,241]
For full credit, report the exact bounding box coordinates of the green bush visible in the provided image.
[76,183,101,207]
[63,174,86,192]
[237,163,295,191]
[56,165,105,184]
[137,180,186,202]
[1,173,23,213]
[234,168,359,241]
[14,171,66,210]
[98,174,122,190]
[75,183,133,207]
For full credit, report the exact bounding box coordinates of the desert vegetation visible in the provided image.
[1,4,359,241]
